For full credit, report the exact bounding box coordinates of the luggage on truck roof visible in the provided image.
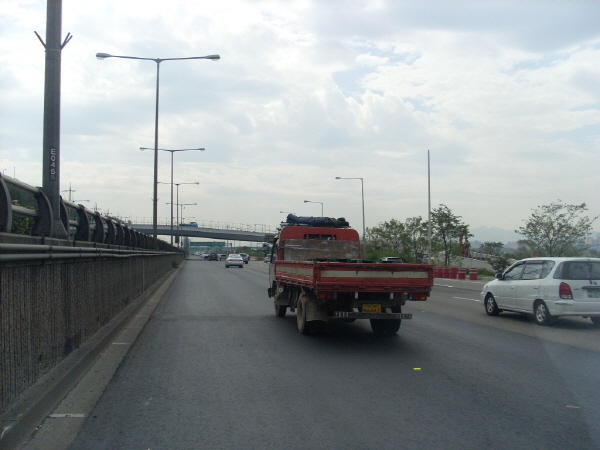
[285,213,350,228]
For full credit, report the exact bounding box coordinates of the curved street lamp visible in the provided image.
[142,147,204,245]
[96,52,219,244]
[303,200,323,216]
[335,177,366,257]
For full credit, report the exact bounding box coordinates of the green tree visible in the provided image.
[482,241,504,256]
[481,241,510,273]
[404,216,429,263]
[366,219,406,257]
[366,217,432,263]
[488,255,511,273]
[8,201,35,235]
[431,204,470,266]
[516,200,597,257]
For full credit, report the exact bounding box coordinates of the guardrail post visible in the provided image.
[74,204,91,241]
[123,226,132,247]
[59,198,69,235]
[115,222,124,245]
[0,174,13,232]
[32,188,53,237]
[105,219,116,245]
[92,211,105,243]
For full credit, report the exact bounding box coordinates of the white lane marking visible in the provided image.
[453,296,482,303]
[436,284,454,288]
[49,414,87,418]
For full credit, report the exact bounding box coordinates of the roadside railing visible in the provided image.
[0,173,177,251]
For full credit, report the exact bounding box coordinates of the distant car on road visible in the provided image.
[208,252,219,261]
[219,254,227,260]
[481,257,600,326]
[239,253,249,264]
[380,257,404,263]
[180,222,198,227]
[225,254,244,268]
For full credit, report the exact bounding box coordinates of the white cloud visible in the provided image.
[1,0,600,238]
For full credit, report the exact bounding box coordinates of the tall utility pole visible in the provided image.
[39,0,71,239]
[428,150,432,264]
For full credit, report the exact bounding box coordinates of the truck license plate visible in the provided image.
[362,304,382,313]
[587,289,600,299]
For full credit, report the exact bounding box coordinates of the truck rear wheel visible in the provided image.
[296,296,324,335]
[297,297,312,335]
[275,302,287,318]
[370,306,402,334]
[370,319,401,334]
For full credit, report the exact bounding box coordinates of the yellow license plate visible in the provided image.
[362,304,382,313]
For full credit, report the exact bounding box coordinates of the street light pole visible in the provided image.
[141,148,204,245]
[335,177,366,258]
[303,200,324,216]
[96,52,219,244]
[167,184,198,245]
[40,1,71,239]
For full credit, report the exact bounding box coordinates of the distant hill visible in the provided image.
[470,226,523,245]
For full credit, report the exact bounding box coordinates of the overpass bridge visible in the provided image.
[130,224,276,243]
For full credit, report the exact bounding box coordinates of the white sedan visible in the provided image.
[225,254,244,268]
[481,257,600,326]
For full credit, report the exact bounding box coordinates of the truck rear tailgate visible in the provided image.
[274,261,434,292]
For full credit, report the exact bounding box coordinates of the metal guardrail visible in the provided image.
[0,173,177,251]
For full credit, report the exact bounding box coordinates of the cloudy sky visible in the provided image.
[2,0,600,239]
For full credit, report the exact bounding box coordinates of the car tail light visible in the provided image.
[559,282,573,299]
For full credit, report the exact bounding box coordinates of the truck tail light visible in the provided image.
[408,293,428,301]
[318,292,334,300]
[559,282,573,299]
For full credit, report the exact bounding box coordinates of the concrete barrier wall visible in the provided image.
[0,253,183,414]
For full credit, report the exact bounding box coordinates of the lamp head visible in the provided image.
[335,177,341,179]
[96,52,111,60]
[206,54,220,61]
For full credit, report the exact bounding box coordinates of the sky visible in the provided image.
[2,0,600,240]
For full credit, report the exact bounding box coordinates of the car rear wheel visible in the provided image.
[533,300,553,326]
[485,294,500,316]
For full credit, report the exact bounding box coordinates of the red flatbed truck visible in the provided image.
[267,218,434,335]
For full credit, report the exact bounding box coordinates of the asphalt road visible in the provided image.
[25,259,600,449]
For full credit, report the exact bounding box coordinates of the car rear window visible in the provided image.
[554,261,600,280]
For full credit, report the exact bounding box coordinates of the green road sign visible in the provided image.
[190,241,226,247]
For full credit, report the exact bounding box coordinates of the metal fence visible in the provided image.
[0,173,174,251]
[0,173,186,415]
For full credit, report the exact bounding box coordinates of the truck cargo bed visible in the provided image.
[274,260,434,293]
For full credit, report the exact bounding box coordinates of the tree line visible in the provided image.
[366,200,598,270]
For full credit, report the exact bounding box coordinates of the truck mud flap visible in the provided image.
[333,312,412,320]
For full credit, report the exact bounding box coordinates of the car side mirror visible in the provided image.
[495,273,503,280]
